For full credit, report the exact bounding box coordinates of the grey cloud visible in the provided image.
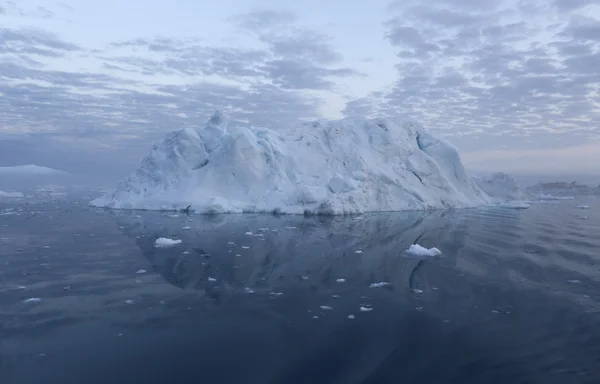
[559,17,600,41]
[262,31,343,65]
[0,1,56,18]
[553,0,596,11]
[265,59,357,90]
[232,9,297,32]
[0,28,81,57]
[407,6,480,27]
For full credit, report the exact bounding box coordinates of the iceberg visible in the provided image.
[0,190,24,198]
[0,165,68,176]
[91,111,493,214]
[472,172,524,201]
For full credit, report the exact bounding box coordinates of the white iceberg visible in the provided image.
[472,172,524,202]
[91,111,493,214]
[0,190,24,198]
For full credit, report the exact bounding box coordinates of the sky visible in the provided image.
[1,0,600,182]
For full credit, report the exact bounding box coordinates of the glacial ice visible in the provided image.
[472,172,524,201]
[0,190,24,198]
[91,111,495,214]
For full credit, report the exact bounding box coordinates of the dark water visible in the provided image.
[1,190,600,383]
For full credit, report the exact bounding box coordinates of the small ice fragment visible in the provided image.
[170,214,179,218]
[370,282,391,288]
[332,295,340,298]
[257,228,268,232]
[241,246,250,249]
[270,292,283,296]
[336,278,346,283]
[413,289,423,294]
[117,333,123,337]
[245,232,253,235]
[355,250,363,254]
[208,277,217,282]
[313,316,319,319]
[491,310,500,314]
[301,276,309,280]
[155,238,182,247]
[182,226,192,230]
[576,205,590,209]
[235,253,242,257]
[182,251,190,255]
[124,300,134,304]
[38,353,47,357]
[228,241,235,245]
[320,305,333,310]
[285,226,297,229]
[580,216,589,219]
[244,287,254,294]
[136,269,147,274]
[159,300,166,305]
[568,279,581,284]
[347,314,355,319]
[583,295,590,298]
[405,244,442,257]
[134,279,142,284]
[415,306,423,311]
[23,297,41,303]
[63,286,71,290]
[43,245,51,249]
[432,287,439,290]
[359,306,373,312]
[17,286,26,290]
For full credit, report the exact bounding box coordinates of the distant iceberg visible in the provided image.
[0,165,68,176]
[91,111,494,214]
[0,190,24,198]
[472,172,524,201]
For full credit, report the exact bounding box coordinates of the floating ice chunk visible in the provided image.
[313,316,319,319]
[270,292,283,296]
[405,244,442,257]
[413,289,424,294]
[124,300,135,304]
[228,241,235,245]
[332,295,340,298]
[182,251,190,255]
[23,297,41,303]
[155,238,182,247]
[43,245,51,249]
[244,287,254,294]
[244,232,253,235]
[500,200,530,209]
[415,306,423,311]
[370,282,391,288]
[336,278,346,283]
[580,216,589,219]
[359,306,373,312]
[301,276,310,280]
[491,310,500,314]
[320,305,333,310]
[136,269,147,274]
[182,226,192,230]
[16,286,26,290]
[208,277,217,282]
[241,246,250,249]
[576,205,590,209]
[347,314,355,319]
[355,250,363,254]
[567,279,581,284]
[285,227,297,230]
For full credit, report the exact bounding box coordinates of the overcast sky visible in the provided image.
[1,0,600,181]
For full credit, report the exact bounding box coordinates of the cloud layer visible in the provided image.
[1,0,600,177]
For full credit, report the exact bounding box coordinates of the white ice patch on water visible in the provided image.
[355,250,363,254]
[136,269,147,274]
[499,200,530,209]
[155,238,182,247]
[413,289,424,294]
[370,282,391,288]
[182,226,192,230]
[347,314,355,319]
[360,306,373,312]
[124,300,134,304]
[336,278,346,283]
[320,305,333,310]
[241,246,250,249]
[23,297,41,303]
[244,287,254,294]
[405,244,442,257]
[208,277,217,282]
[576,205,590,209]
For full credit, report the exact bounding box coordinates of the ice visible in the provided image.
[208,277,217,282]
[244,287,254,294]
[473,172,524,202]
[0,165,68,175]
[241,246,250,249]
[124,299,135,304]
[359,306,373,312]
[533,194,575,200]
[413,289,424,294]
[347,314,355,319]
[499,201,531,209]
[136,269,147,274]
[567,279,581,284]
[405,244,442,257]
[576,205,590,209]
[182,226,192,230]
[0,190,24,198]
[91,111,495,214]
[354,250,363,254]
[336,278,346,283]
[370,282,391,288]
[320,305,333,310]
[23,297,41,303]
[154,238,182,247]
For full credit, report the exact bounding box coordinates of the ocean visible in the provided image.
[1,189,600,383]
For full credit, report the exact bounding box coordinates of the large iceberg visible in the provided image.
[472,172,525,201]
[91,112,493,214]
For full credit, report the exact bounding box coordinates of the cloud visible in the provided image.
[0,1,56,18]
[342,0,600,157]
[231,9,297,32]
[0,28,81,56]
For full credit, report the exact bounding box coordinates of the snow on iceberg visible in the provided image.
[91,111,493,214]
[472,172,524,202]
[0,190,24,198]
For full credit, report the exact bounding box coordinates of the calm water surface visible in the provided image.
[1,190,600,383]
